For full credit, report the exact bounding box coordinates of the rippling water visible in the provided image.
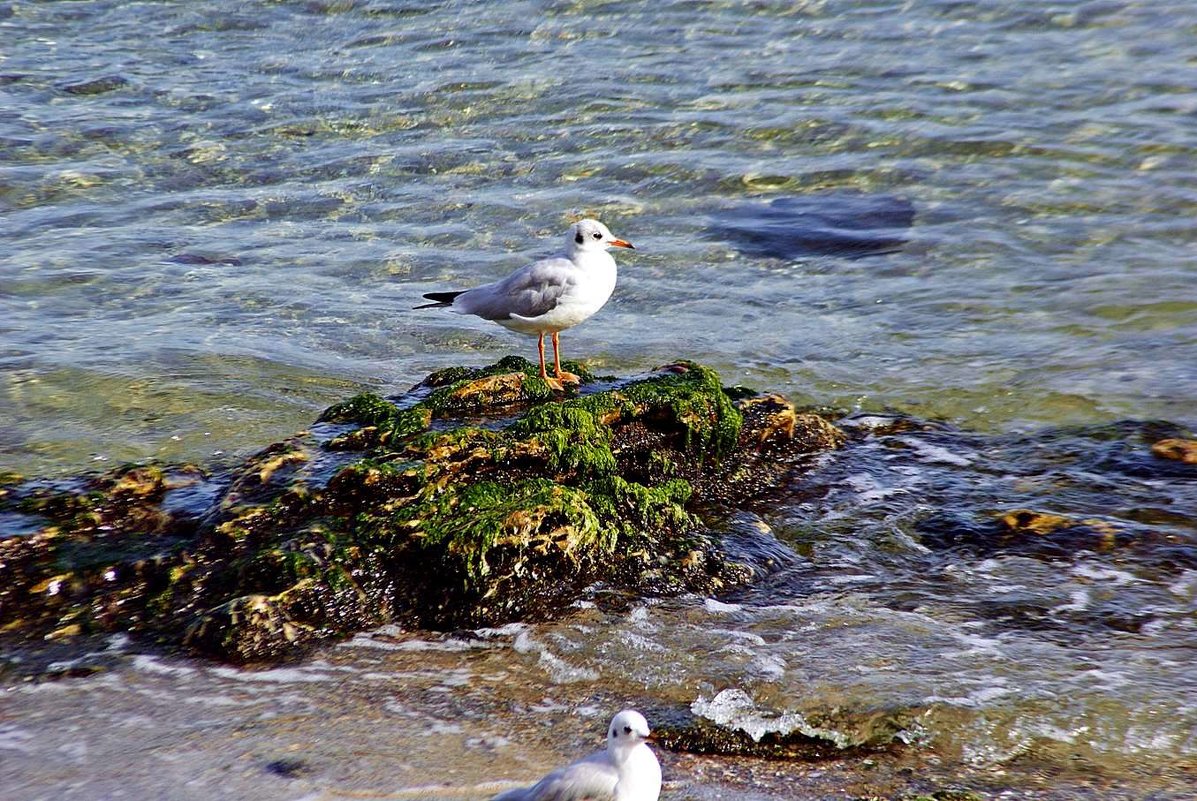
[3,1,1197,798]
[4,0,1195,474]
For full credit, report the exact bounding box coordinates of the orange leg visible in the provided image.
[537,332,564,391]
[551,332,581,385]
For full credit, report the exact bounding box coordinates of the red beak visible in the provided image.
[609,239,635,249]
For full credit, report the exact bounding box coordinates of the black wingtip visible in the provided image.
[414,290,463,310]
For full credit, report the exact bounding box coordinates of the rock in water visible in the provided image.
[710,193,915,260]
[0,358,843,664]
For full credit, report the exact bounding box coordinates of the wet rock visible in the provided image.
[0,359,843,663]
[996,507,1127,547]
[263,758,311,779]
[59,75,131,95]
[1152,437,1197,465]
[738,394,845,453]
[916,508,1134,559]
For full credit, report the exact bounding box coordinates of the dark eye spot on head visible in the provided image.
[610,728,616,737]
[575,232,584,244]
[592,231,602,239]
[623,726,632,735]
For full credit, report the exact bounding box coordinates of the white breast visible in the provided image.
[614,744,661,801]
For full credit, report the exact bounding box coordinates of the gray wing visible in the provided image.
[455,257,576,321]
[489,752,618,801]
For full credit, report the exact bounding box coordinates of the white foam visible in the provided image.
[901,438,975,466]
[513,630,599,684]
[749,653,787,681]
[439,670,472,688]
[617,631,668,653]
[209,666,331,683]
[924,684,1014,708]
[827,574,878,585]
[692,688,797,741]
[1071,563,1137,586]
[691,688,850,746]
[703,598,742,614]
[1053,588,1091,613]
[341,632,405,650]
[131,654,197,677]
[344,630,503,652]
[725,630,767,646]
[1167,570,1197,598]
[475,622,531,638]
[845,415,898,431]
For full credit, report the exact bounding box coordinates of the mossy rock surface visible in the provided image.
[0,359,843,663]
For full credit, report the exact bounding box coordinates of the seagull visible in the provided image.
[416,219,635,390]
[489,709,662,801]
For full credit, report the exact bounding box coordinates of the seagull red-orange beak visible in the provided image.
[609,239,635,249]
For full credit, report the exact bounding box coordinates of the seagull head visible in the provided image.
[606,709,653,752]
[569,219,635,253]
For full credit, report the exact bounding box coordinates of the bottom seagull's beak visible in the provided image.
[609,239,635,249]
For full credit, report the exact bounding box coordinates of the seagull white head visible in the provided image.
[570,219,635,254]
[607,709,653,752]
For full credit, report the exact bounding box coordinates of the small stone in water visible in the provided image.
[1151,438,1197,465]
[264,758,309,778]
[59,75,130,95]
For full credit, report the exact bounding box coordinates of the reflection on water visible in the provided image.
[2,1,1197,798]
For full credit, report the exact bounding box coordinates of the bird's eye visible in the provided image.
[610,729,616,737]
[592,232,603,239]
[575,233,584,244]
[623,726,632,735]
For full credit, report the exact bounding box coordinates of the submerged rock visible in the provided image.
[0,358,842,663]
[709,192,915,260]
[1152,437,1197,465]
[59,74,131,95]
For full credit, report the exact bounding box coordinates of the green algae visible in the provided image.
[621,362,743,457]
[399,478,610,579]
[320,394,432,443]
[508,397,622,477]
[581,475,695,541]
[320,355,580,446]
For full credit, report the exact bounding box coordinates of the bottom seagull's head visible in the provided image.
[569,219,635,253]
[606,709,653,750]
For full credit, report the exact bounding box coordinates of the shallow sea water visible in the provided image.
[3,1,1197,799]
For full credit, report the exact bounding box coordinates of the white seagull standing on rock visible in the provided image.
[416,219,635,390]
[488,709,662,801]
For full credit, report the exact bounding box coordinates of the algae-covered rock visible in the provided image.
[0,358,843,663]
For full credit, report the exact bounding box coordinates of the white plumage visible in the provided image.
[489,710,662,801]
[417,219,634,389]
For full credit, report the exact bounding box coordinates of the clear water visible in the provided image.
[2,1,1196,797]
